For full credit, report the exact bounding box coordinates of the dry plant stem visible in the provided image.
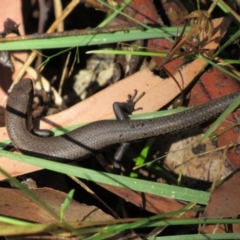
[156,22,190,93]
[35,51,43,88]
[68,175,119,219]
[46,0,80,33]
[35,51,48,105]
[1,24,142,42]
[208,0,219,15]
[53,0,64,32]
[58,52,71,96]
[12,0,80,86]
[38,0,50,33]
[157,22,188,69]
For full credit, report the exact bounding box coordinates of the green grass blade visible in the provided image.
[60,189,75,223]
[87,49,175,57]
[97,0,132,28]
[0,27,187,51]
[0,150,209,204]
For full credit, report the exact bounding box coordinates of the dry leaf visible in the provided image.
[0,187,113,223]
[202,169,240,219]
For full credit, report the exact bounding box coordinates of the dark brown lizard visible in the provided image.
[5,78,240,162]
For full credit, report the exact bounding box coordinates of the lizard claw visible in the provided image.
[126,90,145,113]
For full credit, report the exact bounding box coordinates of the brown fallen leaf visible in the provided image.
[0,187,138,239]
[200,170,240,233]
[0,187,114,223]
[202,169,240,219]
[155,129,235,186]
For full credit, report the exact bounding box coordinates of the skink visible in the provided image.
[5,78,240,161]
